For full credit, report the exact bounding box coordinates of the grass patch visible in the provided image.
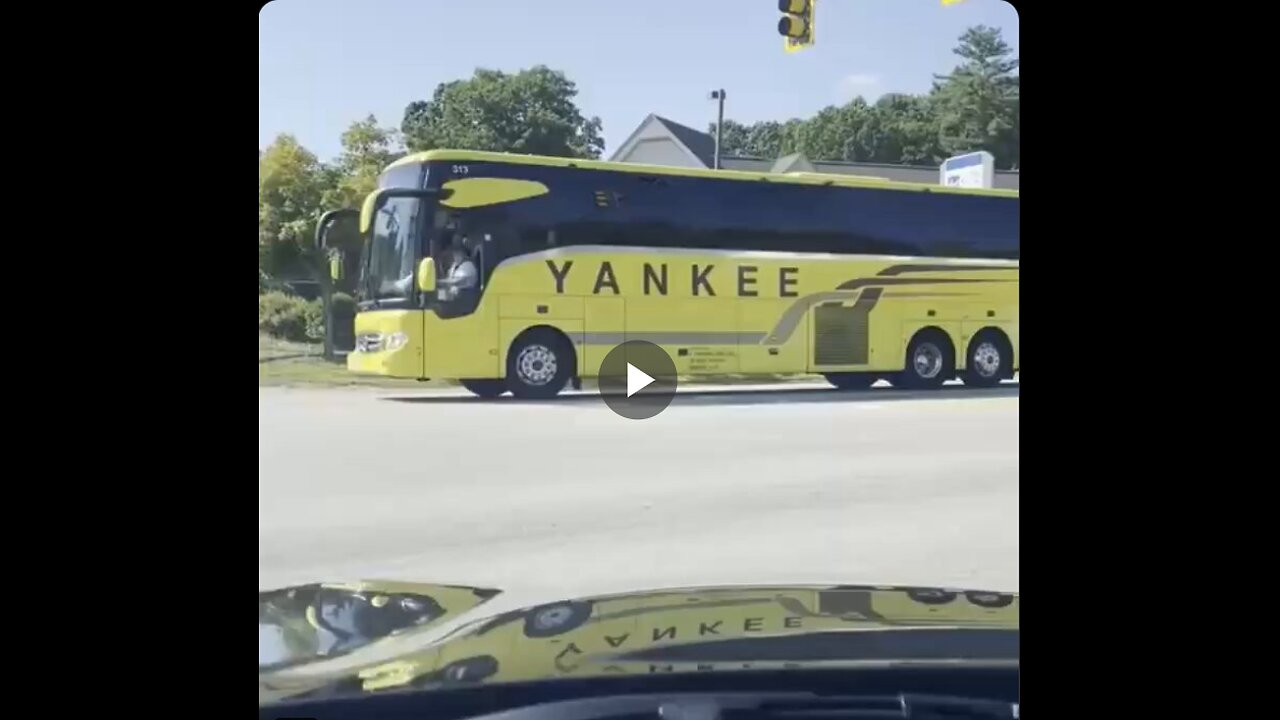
[258,355,441,388]
[258,335,322,362]
[258,335,433,388]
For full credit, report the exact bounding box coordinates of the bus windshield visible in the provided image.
[362,196,421,302]
[359,164,429,304]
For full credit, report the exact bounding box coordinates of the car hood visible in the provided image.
[259,580,501,674]
[259,582,1018,705]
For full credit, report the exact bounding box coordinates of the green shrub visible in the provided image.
[259,291,354,346]
[329,293,356,350]
[259,292,318,342]
[304,300,326,342]
[330,292,355,316]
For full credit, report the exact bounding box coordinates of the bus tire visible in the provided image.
[431,656,499,686]
[907,588,959,605]
[460,379,508,399]
[507,329,573,399]
[965,591,1015,609]
[898,329,954,389]
[522,601,594,638]
[824,373,876,390]
[962,330,1011,388]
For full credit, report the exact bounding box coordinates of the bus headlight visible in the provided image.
[385,332,409,351]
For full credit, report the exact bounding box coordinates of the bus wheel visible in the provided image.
[522,601,594,638]
[460,379,508,399]
[965,591,1015,609]
[898,330,954,389]
[824,373,876,391]
[962,331,1009,388]
[507,330,573,399]
[433,655,499,685]
[907,588,959,605]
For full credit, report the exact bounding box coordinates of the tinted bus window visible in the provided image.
[427,162,1017,261]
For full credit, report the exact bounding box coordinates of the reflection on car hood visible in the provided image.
[259,583,1017,705]
[259,580,501,674]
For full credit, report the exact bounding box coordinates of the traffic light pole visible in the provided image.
[711,89,726,170]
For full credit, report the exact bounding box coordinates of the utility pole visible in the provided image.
[709,89,726,170]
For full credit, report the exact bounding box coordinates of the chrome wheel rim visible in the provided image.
[913,342,944,379]
[517,345,557,386]
[972,341,1002,378]
[534,606,573,630]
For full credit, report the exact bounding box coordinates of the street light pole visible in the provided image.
[709,89,726,170]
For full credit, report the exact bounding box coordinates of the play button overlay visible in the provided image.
[599,341,678,420]
[627,364,655,397]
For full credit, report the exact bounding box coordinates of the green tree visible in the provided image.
[931,25,1020,169]
[402,66,605,158]
[259,133,351,356]
[708,119,751,156]
[714,96,945,166]
[702,26,1017,170]
[800,100,872,161]
[857,94,945,165]
[708,119,786,158]
[744,121,785,158]
[326,115,403,209]
[259,134,329,281]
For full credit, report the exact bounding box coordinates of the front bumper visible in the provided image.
[347,310,424,378]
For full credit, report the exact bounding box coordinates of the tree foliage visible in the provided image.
[259,65,605,292]
[932,25,1020,169]
[328,115,404,209]
[258,116,403,285]
[401,66,604,159]
[711,26,1018,169]
[258,134,327,281]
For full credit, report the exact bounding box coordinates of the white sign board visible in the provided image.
[941,151,995,189]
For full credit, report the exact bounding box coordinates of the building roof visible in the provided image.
[770,153,816,174]
[651,116,718,168]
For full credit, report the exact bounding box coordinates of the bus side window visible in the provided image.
[515,226,557,255]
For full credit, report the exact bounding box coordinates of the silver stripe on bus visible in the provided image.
[495,246,1021,269]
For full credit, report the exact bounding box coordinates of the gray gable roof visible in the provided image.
[652,116,717,168]
[770,153,816,174]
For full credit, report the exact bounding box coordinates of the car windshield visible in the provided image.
[260,0,1020,712]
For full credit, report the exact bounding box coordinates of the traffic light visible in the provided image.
[778,0,816,53]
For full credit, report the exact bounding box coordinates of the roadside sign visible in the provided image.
[941,151,995,189]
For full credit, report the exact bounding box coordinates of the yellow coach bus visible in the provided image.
[319,150,1018,399]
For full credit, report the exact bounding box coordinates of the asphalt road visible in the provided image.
[259,382,1019,602]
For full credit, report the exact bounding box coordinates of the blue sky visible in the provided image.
[259,0,1018,162]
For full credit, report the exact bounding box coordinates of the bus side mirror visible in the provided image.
[316,209,359,250]
[329,251,344,282]
[417,259,436,293]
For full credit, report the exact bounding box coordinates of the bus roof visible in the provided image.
[389,149,1019,199]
